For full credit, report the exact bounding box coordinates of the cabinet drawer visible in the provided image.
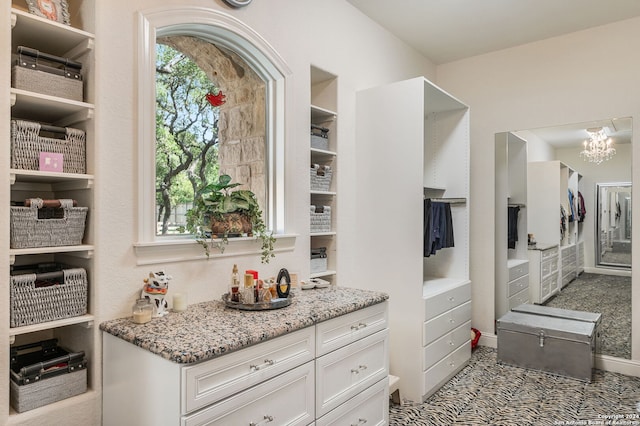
[542,257,559,277]
[507,274,528,298]
[541,246,559,260]
[183,361,314,426]
[182,327,314,414]
[316,301,388,356]
[508,287,529,310]
[423,320,471,371]
[423,301,471,346]
[316,377,388,426]
[508,261,529,281]
[423,341,470,397]
[316,329,389,418]
[423,282,470,321]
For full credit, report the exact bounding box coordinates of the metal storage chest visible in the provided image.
[497,310,596,382]
[512,303,602,354]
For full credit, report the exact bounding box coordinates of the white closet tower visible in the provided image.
[495,132,529,319]
[355,77,470,403]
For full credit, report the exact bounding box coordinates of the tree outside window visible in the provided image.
[155,43,220,235]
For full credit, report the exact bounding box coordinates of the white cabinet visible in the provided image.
[310,67,337,285]
[355,76,470,403]
[423,279,471,398]
[495,132,528,320]
[561,244,578,288]
[103,302,389,425]
[5,3,98,424]
[528,244,559,304]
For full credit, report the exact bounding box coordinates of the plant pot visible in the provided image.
[210,213,253,237]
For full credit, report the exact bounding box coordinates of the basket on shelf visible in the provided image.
[10,198,88,249]
[310,205,331,233]
[10,338,87,413]
[11,46,83,101]
[310,164,332,191]
[11,119,86,174]
[311,124,329,150]
[10,264,88,328]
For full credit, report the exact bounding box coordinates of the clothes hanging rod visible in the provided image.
[427,197,467,204]
[508,203,526,208]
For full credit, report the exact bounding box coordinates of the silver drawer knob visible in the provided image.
[249,415,274,426]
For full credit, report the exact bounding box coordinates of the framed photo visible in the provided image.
[24,0,70,25]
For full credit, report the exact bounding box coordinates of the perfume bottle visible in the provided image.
[230,264,240,302]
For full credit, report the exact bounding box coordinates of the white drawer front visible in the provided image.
[423,301,471,346]
[316,329,389,418]
[423,341,470,397]
[183,361,314,426]
[316,377,389,426]
[507,274,528,298]
[508,287,529,310]
[182,327,314,414]
[423,320,471,371]
[508,261,529,281]
[423,282,471,321]
[541,246,558,260]
[316,302,388,356]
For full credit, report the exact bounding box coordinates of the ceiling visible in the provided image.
[347,0,638,148]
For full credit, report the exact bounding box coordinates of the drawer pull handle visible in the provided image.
[449,318,455,324]
[359,364,367,370]
[351,419,368,426]
[449,340,455,346]
[249,415,274,426]
[448,296,455,302]
[249,359,275,371]
[351,323,367,331]
[350,368,360,374]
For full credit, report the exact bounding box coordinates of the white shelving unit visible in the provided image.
[5,2,99,424]
[495,132,529,319]
[310,67,337,284]
[527,161,583,294]
[355,77,470,403]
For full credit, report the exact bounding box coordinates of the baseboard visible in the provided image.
[583,266,631,277]
[478,332,497,348]
[596,354,640,377]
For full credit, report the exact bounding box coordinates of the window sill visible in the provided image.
[133,234,297,266]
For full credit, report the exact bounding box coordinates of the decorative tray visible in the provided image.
[222,293,292,311]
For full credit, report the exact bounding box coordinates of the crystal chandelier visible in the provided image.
[580,127,615,165]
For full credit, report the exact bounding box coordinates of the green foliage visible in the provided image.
[155,43,220,234]
[186,175,276,263]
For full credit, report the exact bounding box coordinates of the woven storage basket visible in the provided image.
[10,266,88,327]
[311,124,329,150]
[12,47,82,101]
[310,205,331,233]
[11,119,86,174]
[310,164,332,191]
[10,199,88,249]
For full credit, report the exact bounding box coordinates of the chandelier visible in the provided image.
[580,127,615,165]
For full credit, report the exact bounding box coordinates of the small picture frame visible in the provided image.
[24,0,70,25]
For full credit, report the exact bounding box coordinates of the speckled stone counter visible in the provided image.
[100,286,388,364]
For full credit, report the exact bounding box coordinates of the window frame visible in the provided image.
[135,6,291,264]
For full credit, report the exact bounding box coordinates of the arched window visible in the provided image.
[136,7,290,263]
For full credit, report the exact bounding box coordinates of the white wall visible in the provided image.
[93,0,437,320]
[437,17,640,362]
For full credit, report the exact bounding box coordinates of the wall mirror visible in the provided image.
[597,182,632,269]
[496,117,632,359]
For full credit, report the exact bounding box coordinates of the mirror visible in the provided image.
[597,183,632,268]
[496,117,632,360]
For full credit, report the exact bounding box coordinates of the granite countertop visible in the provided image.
[100,286,388,364]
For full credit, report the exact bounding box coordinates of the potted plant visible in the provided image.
[185,174,275,263]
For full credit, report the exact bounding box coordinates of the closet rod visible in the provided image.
[427,197,466,204]
[508,203,526,208]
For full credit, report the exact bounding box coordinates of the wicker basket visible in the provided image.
[310,205,331,233]
[10,266,88,327]
[310,164,332,192]
[11,119,86,174]
[311,124,329,150]
[10,199,88,249]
